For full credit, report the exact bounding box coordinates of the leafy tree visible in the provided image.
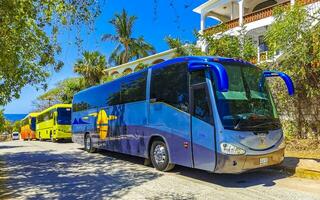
[3,121,13,135]
[265,4,320,139]
[33,77,85,111]
[202,26,257,62]
[165,37,204,57]
[0,110,5,133]
[0,0,100,106]
[102,9,155,65]
[166,29,256,62]
[74,51,107,87]
[12,121,21,132]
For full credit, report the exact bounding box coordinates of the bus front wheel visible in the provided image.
[150,140,175,172]
[84,134,96,153]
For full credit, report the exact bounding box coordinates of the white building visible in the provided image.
[105,0,319,77]
[193,0,320,63]
[104,49,175,78]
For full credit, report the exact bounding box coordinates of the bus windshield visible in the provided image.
[214,62,280,131]
[57,108,71,125]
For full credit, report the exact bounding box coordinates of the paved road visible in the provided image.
[1,140,320,200]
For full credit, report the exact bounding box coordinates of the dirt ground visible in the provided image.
[1,140,320,200]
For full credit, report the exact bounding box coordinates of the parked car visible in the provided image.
[12,132,20,140]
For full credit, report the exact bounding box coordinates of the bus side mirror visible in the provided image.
[188,61,229,92]
[262,70,294,96]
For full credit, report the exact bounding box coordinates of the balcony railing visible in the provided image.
[204,0,319,35]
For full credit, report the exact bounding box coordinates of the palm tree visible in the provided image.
[74,51,107,87]
[102,9,155,66]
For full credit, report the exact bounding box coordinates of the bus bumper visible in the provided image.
[214,148,285,174]
[55,131,72,140]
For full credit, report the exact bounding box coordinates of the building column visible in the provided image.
[231,2,235,20]
[200,12,206,32]
[238,0,244,26]
[200,12,208,52]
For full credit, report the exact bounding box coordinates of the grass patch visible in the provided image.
[285,138,320,159]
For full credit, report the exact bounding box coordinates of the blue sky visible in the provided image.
[4,0,217,114]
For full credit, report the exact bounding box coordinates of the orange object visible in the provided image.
[20,113,38,140]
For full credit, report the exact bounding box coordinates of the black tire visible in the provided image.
[39,132,42,141]
[84,134,96,153]
[150,140,175,172]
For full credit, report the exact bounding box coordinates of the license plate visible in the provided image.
[260,157,268,165]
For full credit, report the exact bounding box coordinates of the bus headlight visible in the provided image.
[220,143,246,155]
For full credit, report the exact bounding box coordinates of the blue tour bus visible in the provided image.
[72,56,294,173]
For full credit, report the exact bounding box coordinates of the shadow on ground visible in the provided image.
[172,165,290,188]
[0,144,296,199]
[90,148,292,188]
[0,149,161,200]
[0,145,23,150]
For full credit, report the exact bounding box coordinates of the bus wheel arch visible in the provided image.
[148,135,175,172]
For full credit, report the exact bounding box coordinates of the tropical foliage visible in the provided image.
[102,9,155,66]
[33,77,86,111]
[0,110,6,133]
[0,0,100,106]
[166,27,256,62]
[202,26,257,62]
[165,37,203,57]
[74,51,107,87]
[264,4,320,139]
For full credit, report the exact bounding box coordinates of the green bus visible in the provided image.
[36,104,72,142]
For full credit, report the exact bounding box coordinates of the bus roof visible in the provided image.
[21,112,39,121]
[74,56,254,97]
[37,104,72,116]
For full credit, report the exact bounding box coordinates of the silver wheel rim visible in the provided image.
[86,137,90,150]
[154,144,166,165]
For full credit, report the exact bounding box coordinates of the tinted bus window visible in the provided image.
[30,117,36,131]
[73,71,147,111]
[73,101,89,112]
[191,70,206,85]
[193,86,212,124]
[37,114,44,123]
[57,108,71,125]
[37,110,52,123]
[106,81,121,106]
[22,118,28,126]
[151,63,189,112]
[120,72,147,104]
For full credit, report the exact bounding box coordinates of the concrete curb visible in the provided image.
[286,167,320,180]
[275,165,320,180]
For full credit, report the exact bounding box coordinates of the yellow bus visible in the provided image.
[36,104,72,142]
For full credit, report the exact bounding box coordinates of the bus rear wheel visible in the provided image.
[84,134,96,153]
[150,140,175,172]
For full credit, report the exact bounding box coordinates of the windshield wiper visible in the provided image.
[234,118,246,130]
[233,117,280,130]
[246,121,280,129]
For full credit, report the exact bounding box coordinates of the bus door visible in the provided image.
[190,82,216,171]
